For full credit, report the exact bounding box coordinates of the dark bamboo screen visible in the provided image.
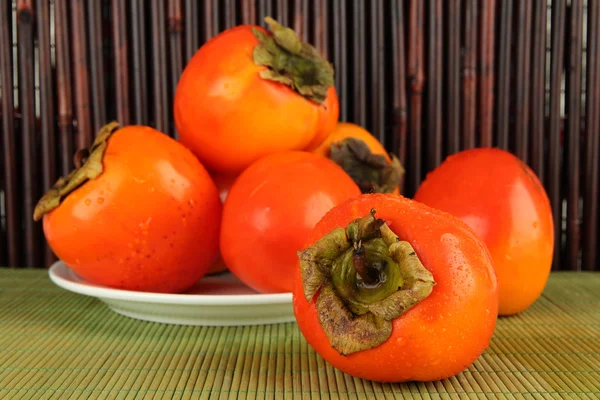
[0,0,598,271]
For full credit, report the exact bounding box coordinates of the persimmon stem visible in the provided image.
[352,241,379,285]
[297,209,436,355]
[32,121,120,221]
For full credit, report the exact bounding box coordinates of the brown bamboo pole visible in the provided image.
[427,0,442,170]
[478,0,495,148]
[131,0,148,124]
[392,0,407,194]
[530,0,547,179]
[514,0,532,162]
[88,0,107,132]
[276,0,289,26]
[258,0,272,26]
[408,0,424,195]
[565,0,584,270]
[371,0,384,143]
[294,0,308,41]
[461,0,477,150]
[36,0,57,267]
[583,0,600,271]
[224,0,236,28]
[55,0,74,177]
[184,0,199,61]
[332,0,347,121]
[169,0,183,138]
[314,0,327,58]
[17,0,40,267]
[496,0,513,150]
[203,0,217,41]
[548,0,566,270]
[352,0,366,127]
[446,0,460,155]
[0,0,19,266]
[113,0,131,125]
[242,0,256,25]
[70,0,92,149]
[151,0,169,134]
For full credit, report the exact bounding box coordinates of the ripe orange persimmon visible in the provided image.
[34,123,222,293]
[293,194,498,382]
[414,148,554,315]
[220,151,360,293]
[313,122,404,194]
[174,17,339,174]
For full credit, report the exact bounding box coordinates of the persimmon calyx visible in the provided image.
[252,16,334,104]
[329,138,405,194]
[297,209,435,355]
[32,121,120,221]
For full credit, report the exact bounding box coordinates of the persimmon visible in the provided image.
[313,122,404,194]
[414,148,554,315]
[293,194,498,382]
[220,151,360,293]
[174,17,339,174]
[34,122,222,293]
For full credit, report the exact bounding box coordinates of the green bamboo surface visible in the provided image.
[0,269,598,399]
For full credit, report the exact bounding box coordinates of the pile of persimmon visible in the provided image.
[33,16,554,385]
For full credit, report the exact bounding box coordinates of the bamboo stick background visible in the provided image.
[0,0,597,271]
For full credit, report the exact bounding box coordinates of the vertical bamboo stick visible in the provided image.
[408,0,424,194]
[427,0,442,169]
[113,0,131,125]
[514,0,532,162]
[478,0,495,148]
[131,0,148,124]
[36,0,57,266]
[530,0,547,179]
[583,0,600,270]
[0,0,20,266]
[70,0,92,149]
[496,0,513,150]
[548,0,566,270]
[88,0,107,132]
[565,0,583,270]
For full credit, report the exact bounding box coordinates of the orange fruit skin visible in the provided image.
[220,151,360,293]
[293,194,499,382]
[174,25,339,174]
[43,126,222,293]
[414,148,554,316]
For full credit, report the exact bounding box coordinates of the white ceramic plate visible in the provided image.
[48,261,295,326]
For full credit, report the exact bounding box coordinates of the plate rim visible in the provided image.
[48,261,294,306]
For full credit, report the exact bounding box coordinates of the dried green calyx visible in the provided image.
[33,121,120,221]
[330,138,405,194]
[297,209,435,355]
[252,16,334,104]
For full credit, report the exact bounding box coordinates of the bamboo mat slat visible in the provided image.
[0,269,598,399]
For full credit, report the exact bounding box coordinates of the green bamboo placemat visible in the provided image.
[0,269,598,399]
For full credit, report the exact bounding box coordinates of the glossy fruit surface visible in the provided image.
[414,148,554,315]
[40,124,222,293]
[220,151,360,293]
[293,194,498,382]
[174,19,339,174]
